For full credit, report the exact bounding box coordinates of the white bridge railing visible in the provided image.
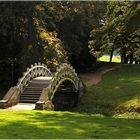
[16,62,85,99]
[36,63,86,110]
[0,62,86,109]
[48,63,85,99]
[17,63,52,93]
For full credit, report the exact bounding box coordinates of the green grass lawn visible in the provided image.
[0,110,140,139]
[99,55,121,63]
[0,64,140,139]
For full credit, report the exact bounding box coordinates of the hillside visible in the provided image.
[74,64,140,117]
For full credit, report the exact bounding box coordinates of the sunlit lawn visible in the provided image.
[0,110,140,139]
[99,55,121,63]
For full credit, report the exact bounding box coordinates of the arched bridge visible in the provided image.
[0,63,86,110]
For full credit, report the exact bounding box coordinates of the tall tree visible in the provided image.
[0,1,67,91]
[89,1,140,63]
[42,1,107,71]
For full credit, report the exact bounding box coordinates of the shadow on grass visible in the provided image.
[73,65,140,116]
[0,111,140,139]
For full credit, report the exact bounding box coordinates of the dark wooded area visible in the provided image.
[0,1,140,97]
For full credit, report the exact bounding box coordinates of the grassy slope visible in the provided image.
[74,65,140,116]
[0,64,140,139]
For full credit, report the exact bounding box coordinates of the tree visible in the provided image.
[42,1,107,71]
[0,1,67,91]
[89,1,140,63]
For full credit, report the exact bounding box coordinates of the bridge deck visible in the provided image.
[34,76,52,80]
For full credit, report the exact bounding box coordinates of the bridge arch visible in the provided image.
[17,62,52,93]
[47,63,83,110]
[49,63,79,99]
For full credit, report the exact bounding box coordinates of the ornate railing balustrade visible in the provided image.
[0,62,86,110]
[48,63,80,99]
[49,63,85,100]
[17,63,52,94]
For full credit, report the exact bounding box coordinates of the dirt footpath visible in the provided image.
[79,64,123,87]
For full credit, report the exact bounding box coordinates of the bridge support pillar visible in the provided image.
[35,100,54,110]
[0,100,8,109]
[0,87,20,109]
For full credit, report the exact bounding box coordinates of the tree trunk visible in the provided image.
[124,54,129,63]
[121,50,126,63]
[135,60,138,64]
[129,52,134,64]
[135,59,140,64]
[109,48,114,63]
[121,55,123,63]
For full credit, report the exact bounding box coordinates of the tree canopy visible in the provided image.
[1,1,139,93]
[0,1,106,90]
[89,1,140,63]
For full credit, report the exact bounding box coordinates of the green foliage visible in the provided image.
[42,1,106,70]
[0,2,67,90]
[0,1,107,91]
[89,1,140,63]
